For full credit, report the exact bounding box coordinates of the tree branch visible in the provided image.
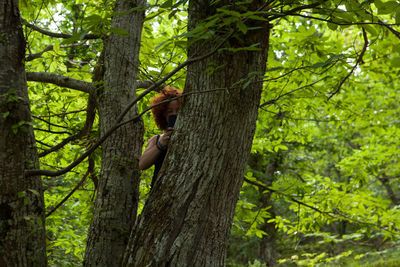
[26,42,88,61]
[26,72,94,94]
[268,1,325,21]
[22,19,102,39]
[38,134,79,157]
[260,77,328,108]
[328,27,368,100]
[32,115,69,129]
[46,157,94,217]
[38,77,98,158]
[244,178,333,216]
[362,7,400,40]
[35,109,86,118]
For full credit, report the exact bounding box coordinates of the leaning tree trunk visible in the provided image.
[122,1,270,266]
[0,0,47,266]
[83,0,145,266]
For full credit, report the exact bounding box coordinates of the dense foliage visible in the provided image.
[18,0,400,265]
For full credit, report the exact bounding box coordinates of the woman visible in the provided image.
[139,86,182,187]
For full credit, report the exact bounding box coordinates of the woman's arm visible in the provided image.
[139,135,162,170]
[139,129,173,170]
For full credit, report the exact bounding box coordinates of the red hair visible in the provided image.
[151,86,182,130]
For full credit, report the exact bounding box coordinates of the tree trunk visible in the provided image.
[0,0,47,266]
[256,155,279,267]
[83,0,145,266]
[122,1,270,266]
[378,174,399,205]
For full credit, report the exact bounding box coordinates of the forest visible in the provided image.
[1,0,400,266]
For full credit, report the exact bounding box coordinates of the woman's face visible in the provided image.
[166,100,180,118]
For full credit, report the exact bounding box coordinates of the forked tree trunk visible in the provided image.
[122,1,270,266]
[83,0,145,265]
[0,0,47,265]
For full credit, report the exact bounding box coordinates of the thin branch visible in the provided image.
[136,80,158,89]
[32,115,69,129]
[33,128,71,135]
[36,139,52,148]
[285,13,398,26]
[46,157,94,217]
[38,134,79,157]
[268,1,325,21]
[38,90,97,158]
[244,178,332,216]
[260,77,327,108]
[35,109,86,118]
[328,27,368,100]
[363,7,400,40]
[22,19,102,39]
[26,72,94,94]
[26,42,88,61]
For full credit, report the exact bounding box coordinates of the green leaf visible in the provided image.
[236,20,247,34]
[28,189,40,196]
[362,24,377,36]
[217,8,242,17]
[396,7,400,24]
[390,57,400,67]
[327,22,338,31]
[376,1,399,15]
[161,0,173,8]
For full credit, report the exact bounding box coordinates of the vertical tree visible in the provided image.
[0,0,46,265]
[83,0,146,266]
[122,0,271,265]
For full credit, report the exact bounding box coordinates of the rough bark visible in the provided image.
[122,1,271,266]
[83,0,146,266]
[0,0,46,266]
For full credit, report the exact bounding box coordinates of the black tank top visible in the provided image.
[151,135,167,188]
